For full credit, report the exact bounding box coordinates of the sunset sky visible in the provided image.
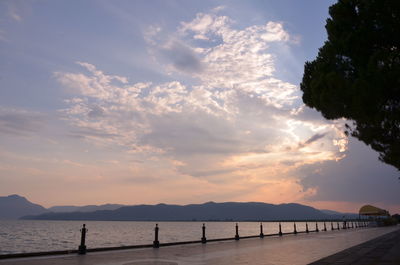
[0,0,398,213]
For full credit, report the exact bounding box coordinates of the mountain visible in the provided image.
[48,204,125,213]
[320,209,359,219]
[320,209,343,215]
[0,194,49,219]
[22,201,334,221]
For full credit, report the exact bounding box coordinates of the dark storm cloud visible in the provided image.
[298,137,399,204]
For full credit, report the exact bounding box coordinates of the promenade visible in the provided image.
[0,226,398,265]
[310,226,400,264]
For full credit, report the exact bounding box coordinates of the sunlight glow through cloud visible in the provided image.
[52,9,349,206]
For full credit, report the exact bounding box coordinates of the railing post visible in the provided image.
[306,222,309,233]
[294,222,297,234]
[315,222,319,232]
[78,224,87,255]
[201,223,207,244]
[153,224,160,248]
[260,223,264,238]
[279,222,282,236]
[323,221,327,231]
[235,223,240,240]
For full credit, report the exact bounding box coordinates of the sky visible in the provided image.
[0,0,399,213]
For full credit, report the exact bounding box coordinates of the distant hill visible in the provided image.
[48,204,125,213]
[320,209,359,219]
[22,201,335,221]
[0,194,49,219]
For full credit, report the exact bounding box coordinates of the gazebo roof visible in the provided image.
[359,205,389,216]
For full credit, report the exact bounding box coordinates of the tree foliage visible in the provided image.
[301,0,400,171]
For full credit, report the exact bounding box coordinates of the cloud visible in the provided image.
[54,8,349,200]
[0,29,8,42]
[87,105,105,119]
[0,108,46,136]
[297,138,399,205]
[261,22,290,42]
[6,2,23,22]
[179,12,230,40]
[161,40,203,73]
[298,133,326,149]
[9,11,21,22]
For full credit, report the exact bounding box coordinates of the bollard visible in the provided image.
[306,222,309,233]
[279,222,282,236]
[235,223,240,240]
[201,223,207,244]
[337,222,340,230]
[78,224,87,255]
[153,224,160,248]
[331,221,334,230]
[260,223,264,238]
[351,222,354,229]
[315,222,319,232]
[343,221,346,229]
[323,222,327,232]
[294,222,297,234]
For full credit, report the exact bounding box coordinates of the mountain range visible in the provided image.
[0,194,358,221]
[0,194,48,219]
[48,204,124,213]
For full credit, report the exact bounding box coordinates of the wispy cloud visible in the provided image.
[8,4,22,22]
[0,108,46,136]
[0,29,8,42]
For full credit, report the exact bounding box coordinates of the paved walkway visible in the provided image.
[0,226,398,265]
[309,227,400,265]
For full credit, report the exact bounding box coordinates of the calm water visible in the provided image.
[0,220,332,254]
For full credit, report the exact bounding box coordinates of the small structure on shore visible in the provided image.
[359,205,389,217]
[359,205,392,227]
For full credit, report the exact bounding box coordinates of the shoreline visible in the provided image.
[0,226,397,265]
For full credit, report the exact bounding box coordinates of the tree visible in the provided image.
[301,0,400,171]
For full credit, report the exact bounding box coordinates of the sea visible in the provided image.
[0,220,328,254]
